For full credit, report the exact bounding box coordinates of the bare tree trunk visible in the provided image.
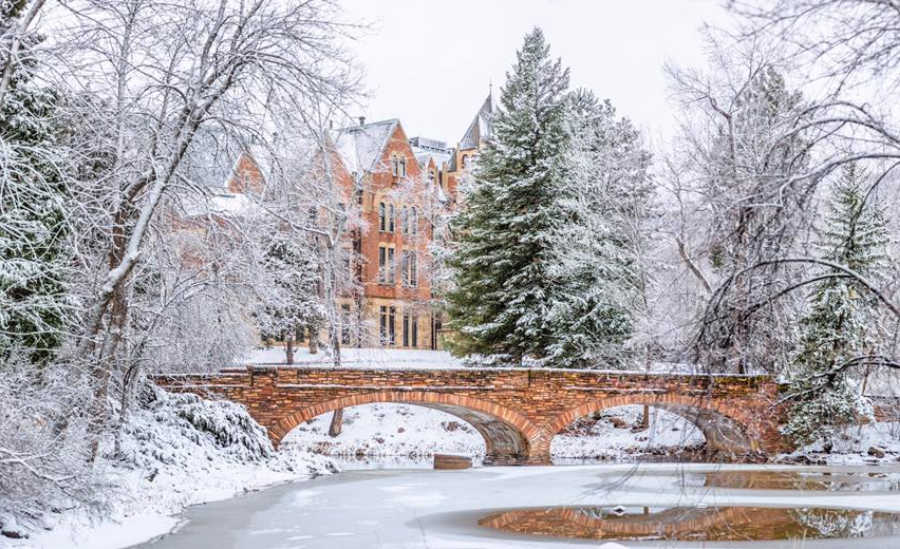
[308,325,319,354]
[638,405,650,431]
[285,331,295,365]
[328,408,343,437]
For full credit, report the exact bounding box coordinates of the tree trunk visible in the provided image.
[285,331,295,365]
[308,325,319,354]
[328,408,343,437]
[639,404,650,431]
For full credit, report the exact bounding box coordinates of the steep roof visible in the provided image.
[331,118,399,174]
[458,93,493,150]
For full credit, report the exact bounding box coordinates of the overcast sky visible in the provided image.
[339,0,729,147]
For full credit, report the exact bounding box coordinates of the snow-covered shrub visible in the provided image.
[0,359,96,537]
[116,384,273,471]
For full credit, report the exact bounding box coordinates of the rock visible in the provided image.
[868,446,886,458]
[0,515,26,539]
[434,454,472,470]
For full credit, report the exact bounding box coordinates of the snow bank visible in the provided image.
[551,405,704,458]
[13,385,336,549]
[782,421,900,465]
[282,403,486,457]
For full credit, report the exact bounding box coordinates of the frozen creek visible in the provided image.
[130,462,900,549]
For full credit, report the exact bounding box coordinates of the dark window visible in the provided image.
[387,247,395,284]
[388,204,395,232]
[402,251,417,287]
[410,207,418,236]
[379,306,388,344]
[388,306,396,345]
[379,202,386,231]
[378,246,387,283]
[402,310,410,347]
[411,312,418,348]
[399,157,406,177]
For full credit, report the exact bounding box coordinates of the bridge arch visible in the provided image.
[269,391,544,464]
[549,394,759,456]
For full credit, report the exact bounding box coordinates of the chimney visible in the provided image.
[358,116,366,126]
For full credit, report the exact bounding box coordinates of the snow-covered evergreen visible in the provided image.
[784,165,888,443]
[446,28,649,368]
[542,90,653,367]
[0,1,70,364]
[446,28,572,364]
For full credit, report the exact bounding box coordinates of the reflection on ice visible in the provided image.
[589,468,900,492]
[478,505,900,542]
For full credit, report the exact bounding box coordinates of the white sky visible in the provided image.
[339,0,730,146]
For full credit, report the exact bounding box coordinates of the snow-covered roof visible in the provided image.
[180,190,261,219]
[458,93,493,150]
[331,119,399,174]
[411,145,452,171]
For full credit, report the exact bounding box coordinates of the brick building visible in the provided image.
[207,95,493,350]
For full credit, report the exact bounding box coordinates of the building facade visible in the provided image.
[216,95,492,350]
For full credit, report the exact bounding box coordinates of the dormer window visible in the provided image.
[399,156,406,177]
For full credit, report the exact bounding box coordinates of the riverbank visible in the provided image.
[7,385,899,549]
[6,386,337,549]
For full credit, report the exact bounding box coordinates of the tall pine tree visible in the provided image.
[446,28,570,363]
[783,164,886,444]
[0,1,69,365]
[542,90,652,367]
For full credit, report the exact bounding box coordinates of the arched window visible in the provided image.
[388,203,395,233]
[410,207,418,236]
[462,154,469,169]
[401,207,409,235]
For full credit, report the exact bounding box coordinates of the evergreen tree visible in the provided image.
[255,230,322,364]
[0,2,69,364]
[445,28,570,363]
[543,90,652,366]
[784,164,886,444]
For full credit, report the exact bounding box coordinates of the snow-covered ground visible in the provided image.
[282,403,704,460]
[781,421,900,465]
[282,403,486,457]
[243,346,465,369]
[241,346,770,375]
[10,386,337,549]
[551,405,704,458]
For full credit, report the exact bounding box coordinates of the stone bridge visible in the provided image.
[153,366,791,464]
